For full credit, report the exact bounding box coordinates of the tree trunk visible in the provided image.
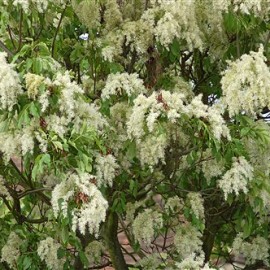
[103,211,128,270]
[202,224,218,262]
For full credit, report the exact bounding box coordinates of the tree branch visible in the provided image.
[0,40,14,57]
[51,3,68,58]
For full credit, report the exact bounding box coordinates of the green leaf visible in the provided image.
[61,226,69,244]
[23,256,32,269]
[57,248,66,259]
[32,153,51,180]
[240,127,250,137]
[29,102,39,118]
[126,141,136,160]
[171,39,180,57]
[52,140,63,151]
[79,251,89,267]
[32,57,43,73]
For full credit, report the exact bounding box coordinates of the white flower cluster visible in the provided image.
[233,0,270,18]
[132,209,163,246]
[95,153,119,187]
[19,126,35,155]
[72,0,100,31]
[174,223,202,258]
[0,132,19,162]
[45,114,69,138]
[154,0,203,50]
[243,121,270,175]
[11,0,50,13]
[127,91,187,141]
[129,91,230,142]
[0,175,11,200]
[0,52,22,111]
[201,149,225,182]
[54,71,84,122]
[85,241,105,265]
[74,102,107,132]
[42,72,107,136]
[221,46,270,117]
[37,237,64,270]
[218,156,254,200]
[175,253,215,270]
[35,130,48,152]
[125,198,149,224]
[39,90,50,112]
[164,195,183,214]
[136,253,165,270]
[259,189,270,211]
[101,72,146,100]
[1,232,22,268]
[138,133,168,167]
[0,125,36,162]
[186,192,205,221]
[103,0,122,31]
[110,101,130,126]
[51,172,108,236]
[187,95,231,141]
[25,73,45,100]
[127,91,230,167]
[122,20,153,54]
[232,233,269,265]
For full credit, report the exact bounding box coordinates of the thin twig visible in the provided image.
[18,187,52,199]
[0,40,14,57]
[7,25,16,49]
[51,3,68,58]
[17,8,23,52]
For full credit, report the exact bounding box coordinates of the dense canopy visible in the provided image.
[1,0,270,269]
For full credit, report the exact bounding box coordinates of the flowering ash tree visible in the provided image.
[1,0,270,269]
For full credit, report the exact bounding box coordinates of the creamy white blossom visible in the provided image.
[74,102,107,132]
[1,232,22,268]
[154,0,203,50]
[25,73,45,99]
[0,52,22,111]
[221,45,270,117]
[9,0,52,13]
[232,233,270,265]
[187,192,205,221]
[38,90,50,112]
[175,253,215,270]
[35,130,48,152]
[101,72,146,99]
[136,253,165,270]
[12,0,29,11]
[46,114,69,137]
[0,134,18,162]
[233,0,270,18]
[20,127,35,155]
[37,237,64,270]
[95,153,119,187]
[51,172,108,236]
[174,223,203,258]
[85,241,105,265]
[133,209,163,246]
[0,175,11,200]
[165,196,183,214]
[53,71,84,121]
[201,149,225,182]
[128,91,230,143]
[138,133,168,167]
[218,156,254,200]
[127,91,187,140]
